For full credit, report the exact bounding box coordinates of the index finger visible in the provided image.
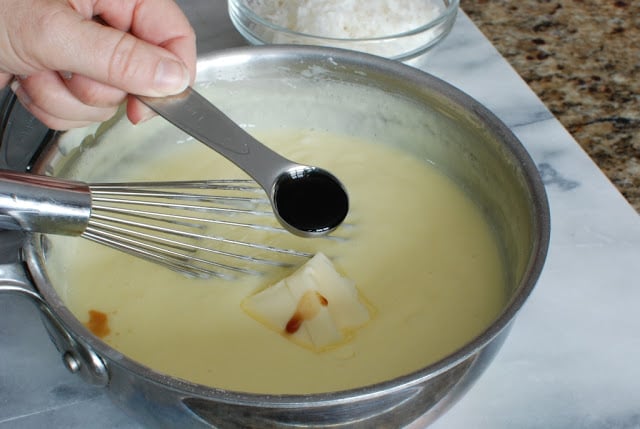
[94,0,197,78]
[33,0,196,96]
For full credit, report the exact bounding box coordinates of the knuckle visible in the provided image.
[31,7,75,60]
[69,78,126,108]
[107,34,144,85]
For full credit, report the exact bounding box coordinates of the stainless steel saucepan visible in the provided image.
[0,46,549,428]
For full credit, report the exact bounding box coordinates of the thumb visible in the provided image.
[34,10,191,97]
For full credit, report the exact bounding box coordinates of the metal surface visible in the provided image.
[0,88,54,263]
[0,264,109,387]
[138,88,349,237]
[0,170,91,234]
[0,45,549,428]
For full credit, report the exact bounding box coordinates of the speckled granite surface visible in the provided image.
[460,0,640,212]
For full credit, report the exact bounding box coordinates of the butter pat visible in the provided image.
[242,253,371,351]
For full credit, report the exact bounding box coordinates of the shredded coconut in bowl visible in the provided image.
[238,0,454,59]
[250,0,443,39]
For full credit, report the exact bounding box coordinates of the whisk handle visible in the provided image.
[0,170,91,235]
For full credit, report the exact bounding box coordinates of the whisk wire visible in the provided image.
[92,203,279,231]
[87,216,312,261]
[83,179,323,278]
[83,228,245,279]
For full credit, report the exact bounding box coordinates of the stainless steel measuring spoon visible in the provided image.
[138,87,349,238]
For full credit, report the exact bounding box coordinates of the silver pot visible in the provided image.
[0,46,549,428]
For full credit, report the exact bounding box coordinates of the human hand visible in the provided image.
[0,0,196,130]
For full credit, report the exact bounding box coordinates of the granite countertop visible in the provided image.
[461,0,640,212]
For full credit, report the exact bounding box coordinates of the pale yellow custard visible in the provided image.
[47,128,506,394]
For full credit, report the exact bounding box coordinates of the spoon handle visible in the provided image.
[138,87,296,192]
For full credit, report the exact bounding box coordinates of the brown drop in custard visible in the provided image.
[285,291,329,334]
[84,309,110,338]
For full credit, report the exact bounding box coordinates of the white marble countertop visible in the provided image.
[1,1,639,428]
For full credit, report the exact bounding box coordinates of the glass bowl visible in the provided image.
[228,0,460,61]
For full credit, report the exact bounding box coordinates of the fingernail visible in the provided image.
[153,59,190,95]
[135,107,157,125]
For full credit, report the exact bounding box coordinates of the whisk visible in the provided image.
[0,170,326,279]
[0,87,350,278]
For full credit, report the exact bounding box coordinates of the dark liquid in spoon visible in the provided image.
[274,169,349,235]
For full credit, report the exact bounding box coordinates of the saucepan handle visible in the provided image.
[0,87,55,172]
[0,263,110,386]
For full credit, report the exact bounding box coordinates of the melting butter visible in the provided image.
[242,252,372,351]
